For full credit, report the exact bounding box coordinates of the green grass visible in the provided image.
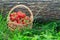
[0,13,60,40]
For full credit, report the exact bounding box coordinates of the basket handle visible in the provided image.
[7,4,33,23]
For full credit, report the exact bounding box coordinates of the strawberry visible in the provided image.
[10,16,15,21]
[17,12,22,18]
[17,20,21,24]
[15,17,20,21]
[21,13,26,18]
[10,13,17,21]
[17,11,26,18]
[10,14,14,17]
[10,12,17,17]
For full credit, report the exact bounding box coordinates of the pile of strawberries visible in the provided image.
[10,11,30,24]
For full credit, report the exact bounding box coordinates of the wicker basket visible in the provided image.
[7,4,33,31]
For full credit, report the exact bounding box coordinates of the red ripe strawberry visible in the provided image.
[21,13,26,18]
[17,20,20,24]
[10,14,14,17]
[17,11,22,18]
[10,12,17,17]
[20,14,24,18]
[10,12,17,21]
[10,16,15,21]
[15,17,20,21]
[17,11,26,18]
[16,14,21,19]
